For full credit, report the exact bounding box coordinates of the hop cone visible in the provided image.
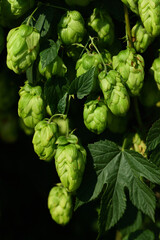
[39,56,67,80]
[58,10,86,45]
[18,81,45,129]
[112,48,145,96]
[0,26,5,54]
[98,70,130,116]
[55,134,86,192]
[138,0,160,37]
[88,8,114,46]
[121,0,139,14]
[83,99,108,134]
[52,115,70,136]
[131,21,154,53]
[6,24,40,74]
[32,119,59,161]
[48,184,73,225]
[151,57,160,90]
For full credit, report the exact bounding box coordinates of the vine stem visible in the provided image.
[124,4,133,48]
[38,2,68,11]
[26,6,39,26]
[89,36,107,72]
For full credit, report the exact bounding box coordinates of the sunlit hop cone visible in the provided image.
[83,98,108,134]
[138,0,160,37]
[150,57,160,90]
[38,55,67,80]
[6,24,40,74]
[18,81,45,129]
[131,21,154,53]
[98,70,130,116]
[121,0,139,15]
[55,134,86,192]
[48,184,73,225]
[32,119,59,161]
[88,8,115,46]
[58,10,86,45]
[112,48,145,96]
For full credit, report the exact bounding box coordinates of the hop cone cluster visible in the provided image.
[138,0,160,37]
[98,70,130,116]
[58,10,86,45]
[18,81,45,129]
[83,99,108,134]
[48,184,73,225]
[39,56,67,80]
[6,24,40,74]
[88,8,114,46]
[55,135,86,192]
[121,0,139,14]
[131,21,154,53]
[32,119,59,162]
[112,48,145,96]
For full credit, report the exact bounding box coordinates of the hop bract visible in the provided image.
[88,8,115,46]
[32,119,59,161]
[39,56,67,80]
[6,24,40,74]
[83,99,108,134]
[48,184,73,225]
[18,81,45,129]
[138,0,160,37]
[55,134,86,192]
[131,21,154,53]
[58,10,86,45]
[121,0,139,15]
[112,48,145,96]
[98,70,130,116]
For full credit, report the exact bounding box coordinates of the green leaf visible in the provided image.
[68,67,96,99]
[57,92,68,114]
[39,40,61,69]
[127,229,155,240]
[86,140,160,235]
[146,119,160,152]
[150,146,160,167]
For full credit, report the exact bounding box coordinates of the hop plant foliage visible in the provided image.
[48,184,73,225]
[18,81,45,129]
[6,24,40,74]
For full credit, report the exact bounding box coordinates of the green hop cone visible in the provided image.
[138,0,160,37]
[52,115,70,136]
[58,10,86,45]
[0,26,5,54]
[39,55,67,80]
[151,57,160,90]
[48,184,73,225]
[83,98,108,134]
[131,21,154,53]
[121,0,139,15]
[55,134,86,192]
[18,81,45,129]
[32,119,59,161]
[6,24,40,74]
[65,0,93,6]
[98,70,130,116]
[88,8,115,46]
[112,48,145,96]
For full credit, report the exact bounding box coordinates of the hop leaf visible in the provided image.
[6,24,40,74]
[32,119,59,161]
[48,184,73,225]
[55,135,87,192]
[18,81,45,129]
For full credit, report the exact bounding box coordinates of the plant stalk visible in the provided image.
[124,4,133,48]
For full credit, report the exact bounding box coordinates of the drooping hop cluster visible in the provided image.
[39,55,67,80]
[138,0,160,37]
[98,70,130,116]
[88,8,115,46]
[48,184,73,225]
[83,99,108,134]
[131,21,154,53]
[6,24,40,74]
[55,134,87,192]
[32,119,59,162]
[112,48,145,96]
[18,81,45,129]
[121,0,139,15]
[58,10,86,45]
